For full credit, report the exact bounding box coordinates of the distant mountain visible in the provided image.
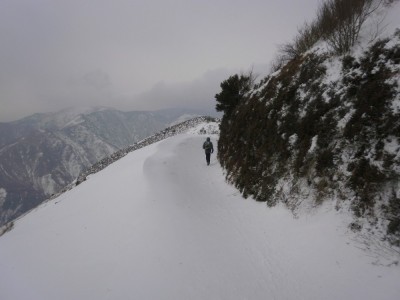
[0,107,207,225]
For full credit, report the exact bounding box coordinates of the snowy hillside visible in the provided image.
[0,123,399,300]
[216,0,400,248]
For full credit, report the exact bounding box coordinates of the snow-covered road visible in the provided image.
[1,132,399,300]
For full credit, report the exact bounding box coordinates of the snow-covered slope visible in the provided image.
[0,108,208,226]
[0,124,399,300]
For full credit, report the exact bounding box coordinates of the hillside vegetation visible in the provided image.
[216,0,400,247]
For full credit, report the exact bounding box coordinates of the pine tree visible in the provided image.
[215,74,252,116]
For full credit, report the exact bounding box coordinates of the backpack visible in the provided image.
[204,141,211,150]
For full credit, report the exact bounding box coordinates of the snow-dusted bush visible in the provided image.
[276,0,387,61]
[318,0,384,54]
[217,32,400,246]
[215,73,255,117]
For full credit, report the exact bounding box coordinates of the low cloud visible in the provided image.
[0,65,270,121]
[131,64,270,114]
[0,0,321,122]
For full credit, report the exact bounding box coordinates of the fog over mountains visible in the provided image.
[0,107,207,226]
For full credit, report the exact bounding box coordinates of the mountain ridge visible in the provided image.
[0,108,214,226]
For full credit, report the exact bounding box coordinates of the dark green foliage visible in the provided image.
[387,190,400,247]
[217,54,336,204]
[344,38,398,140]
[387,192,400,230]
[216,33,400,244]
[349,158,385,190]
[349,222,362,232]
[342,55,357,70]
[316,148,334,176]
[340,38,400,223]
[215,74,253,117]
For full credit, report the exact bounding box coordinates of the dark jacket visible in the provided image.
[203,139,214,154]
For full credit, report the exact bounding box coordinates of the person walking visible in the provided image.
[203,137,214,166]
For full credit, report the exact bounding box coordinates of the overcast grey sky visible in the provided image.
[0,0,321,122]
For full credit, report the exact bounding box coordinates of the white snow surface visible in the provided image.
[1,128,399,300]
